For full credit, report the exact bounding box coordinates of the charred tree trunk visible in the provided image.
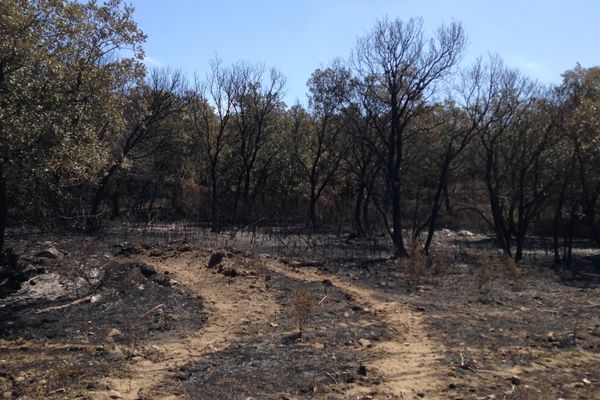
[110,191,120,219]
[423,166,449,254]
[354,183,365,236]
[391,181,407,257]
[308,190,318,231]
[0,163,7,252]
[210,164,219,230]
[553,177,568,264]
[88,164,120,232]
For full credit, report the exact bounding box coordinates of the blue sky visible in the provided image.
[130,0,600,105]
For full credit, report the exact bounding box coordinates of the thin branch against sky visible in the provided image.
[130,0,599,105]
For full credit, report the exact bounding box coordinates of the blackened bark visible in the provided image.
[0,163,7,252]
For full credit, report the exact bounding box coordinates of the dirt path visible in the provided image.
[90,251,447,399]
[90,251,280,399]
[263,258,448,399]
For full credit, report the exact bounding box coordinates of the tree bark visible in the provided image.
[309,191,318,231]
[88,164,120,232]
[391,182,407,257]
[354,183,365,236]
[423,167,449,254]
[0,163,7,252]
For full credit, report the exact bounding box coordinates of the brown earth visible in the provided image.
[1,234,599,399]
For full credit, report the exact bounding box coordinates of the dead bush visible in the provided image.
[428,253,448,287]
[290,286,315,336]
[404,238,428,289]
[470,252,524,301]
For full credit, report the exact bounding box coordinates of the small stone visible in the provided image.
[509,376,521,385]
[2,391,12,400]
[564,382,584,389]
[417,392,425,398]
[582,378,591,385]
[357,364,367,376]
[35,247,62,259]
[358,339,371,347]
[108,328,122,339]
[90,294,102,303]
[270,322,279,328]
[108,390,123,398]
[208,252,224,268]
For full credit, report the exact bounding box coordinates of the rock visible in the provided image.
[321,279,333,287]
[358,339,371,347]
[357,364,367,376]
[417,392,425,398]
[547,332,558,342]
[90,294,102,303]
[107,328,122,339]
[582,378,591,385]
[509,375,521,385]
[108,390,123,398]
[34,247,62,259]
[207,252,224,268]
[270,322,279,328]
[115,243,143,256]
[220,267,239,277]
[149,249,164,257]
[23,264,44,276]
[563,382,584,389]
[589,328,600,337]
[2,391,12,400]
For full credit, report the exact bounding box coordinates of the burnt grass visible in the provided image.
[175,259,391,399]
[315,251,600,400]
[0,239,205,398]
[1,228,600,399]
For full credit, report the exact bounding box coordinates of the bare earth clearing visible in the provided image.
[1,230,599,399]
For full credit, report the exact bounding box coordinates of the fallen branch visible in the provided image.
[139,303,168,329]
[325,372,338,385]
[139,303,165,319]
[35,294,94,315]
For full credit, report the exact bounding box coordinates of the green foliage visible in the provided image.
[1,7,599,262]
[0,0,145,226]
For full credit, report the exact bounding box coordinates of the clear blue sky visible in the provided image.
[129,0,600,106]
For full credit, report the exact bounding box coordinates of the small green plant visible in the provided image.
[290,286,315,336]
